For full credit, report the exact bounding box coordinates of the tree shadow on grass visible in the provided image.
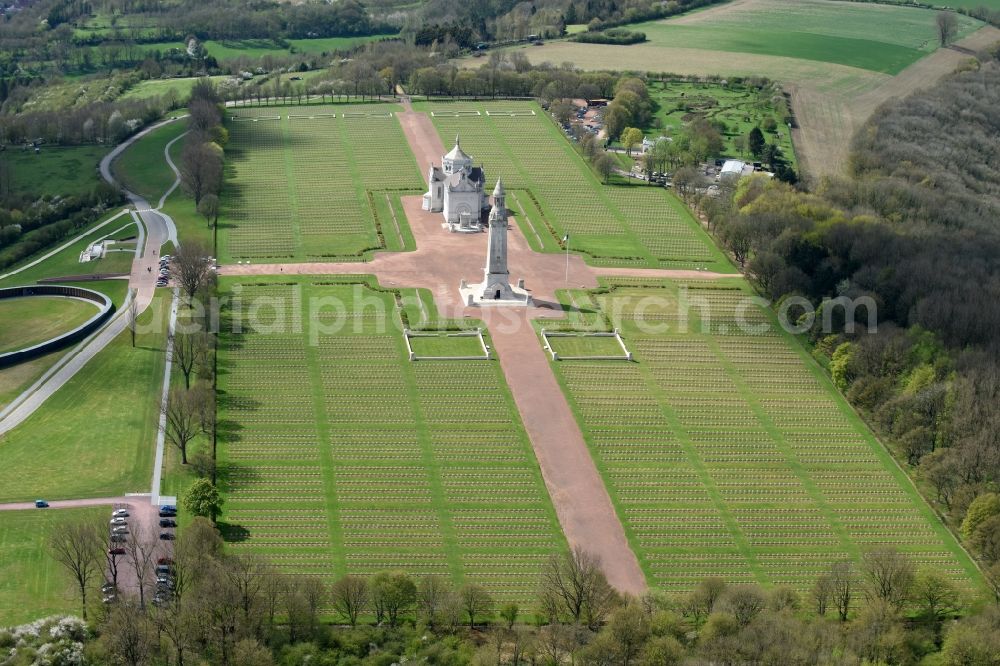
[217,522,251,543]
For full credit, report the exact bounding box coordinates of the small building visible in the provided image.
[720,159,754,180]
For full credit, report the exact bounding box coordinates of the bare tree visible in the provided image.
[49,519,102,621]
[173,332,208,390]
[861,547,914,609]
[98,527,125,591]
[102,599,156,666]
[811,573,834,616]
[830,560,854,622]
[593,152,616,184]
[171,241,215,305]
[197,193,220,228]
[164,386,201,464]
[721,585,767,627]
[459,583,493,629]
[225,552,268,634]
[936,11,958,46]
[125,523,159,609]
[331,575,369,627]
[539,546,616,626]
[127,297,139,348]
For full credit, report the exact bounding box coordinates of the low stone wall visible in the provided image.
[0,285,115,368]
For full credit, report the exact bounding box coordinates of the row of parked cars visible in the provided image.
[155,254,172,288]
[153,505,178,606]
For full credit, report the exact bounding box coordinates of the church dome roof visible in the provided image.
[444,135,472,163]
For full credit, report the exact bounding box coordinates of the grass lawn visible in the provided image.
[418,100,732,270]
[408,333,485,358]
[0,146,108,198]
[0,212,139,289]
[119,75,231,102]
[547,334,625,358]
[628,0,981,74]
[112,118,187,203]
[545,278,983,596]
[217,104,421,263]
[217,277,566,606]
[0,507,107,626]
[0,297,100,353]
[0,293,169,502]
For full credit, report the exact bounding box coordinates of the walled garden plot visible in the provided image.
[419,101,730,270]
[219,105,423,263]
[218,279,565,606]
[546,278,980,594]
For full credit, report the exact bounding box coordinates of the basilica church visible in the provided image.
[422,136,491,231]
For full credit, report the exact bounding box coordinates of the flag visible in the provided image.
[562,234,570,243]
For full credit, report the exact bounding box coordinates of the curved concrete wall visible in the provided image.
[0,285,116,368]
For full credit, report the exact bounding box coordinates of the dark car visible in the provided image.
[110,534,127,543]
[159,518,177,528]
[159,532,176,541]
[109,547,126,555]
[157,557,174,565]
[156,564,172,576]
[34,500,49,508]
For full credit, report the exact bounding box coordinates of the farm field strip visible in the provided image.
[219,280,566,605]
[547,279,979,593]
[219,105,423,263]
[420,101,728,270]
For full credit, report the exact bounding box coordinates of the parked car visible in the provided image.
[156,564,172,576]
[159,507,177,517]
[157,557,174,566]
[101,582,116,593]
[111,525,129,534]
[159,532,176,541]
[102,594,117,604]
[112,509,129,518]
[110,517,127,525]
[109,547,126,555]
[34,500,49,508]
[159,518,177,528]
[110,534,127,543]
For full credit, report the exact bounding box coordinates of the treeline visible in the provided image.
[569,28,647,45]
[698,56,1000,568]
[40,513,1000,666]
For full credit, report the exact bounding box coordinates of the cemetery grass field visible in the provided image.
[543,278,983,594]
[217,105,423,263]
[0,293,169,503]
[0,507,107,625]
[0,296,99,354]
[416,100,733,271]
[217,277,567,606]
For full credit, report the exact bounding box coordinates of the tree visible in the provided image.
[49,519,102,621]
[721,217,753,267]
[747,126,766,158]
[621,127,643,156]
[721,585,767,626]
[593,151,616,184]
[184,478,223,521]
[125,523,159,610]
[672,165,705,201]
[499,601,519,630]
[331,575,369,627]
[369,570,416,627]
[163,386,200,465]
[606,603,650,666]
[102,599,156,666]
[862,547,915,609]
[913,568,960,626]
[936,11,958,46]
[540,546,616,626]
[198,193,219,228]
[830,560,854,622]
[179,140,223,207]
[231,639,274,666]
[127,296,139,348]
[416,575,450,628]
[171,241,215,305]
[811,574,834,616]
[459,583,493,628]
[961,492,1000,538]
[173,331,208,390]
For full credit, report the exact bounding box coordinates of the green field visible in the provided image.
[0,146,109,198]
[218,105,422,262]
[645,80,798,172]
[0,508,107,625]
[418,101,732,270]
[546,278,981,594]
[0,297,99,353]
[408,333,486,358]
[218,279,566,606]
[113,118,187,202]
[0,294,169,502]
[628,0,981,74]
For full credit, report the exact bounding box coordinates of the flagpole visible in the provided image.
[564,234,570,285]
